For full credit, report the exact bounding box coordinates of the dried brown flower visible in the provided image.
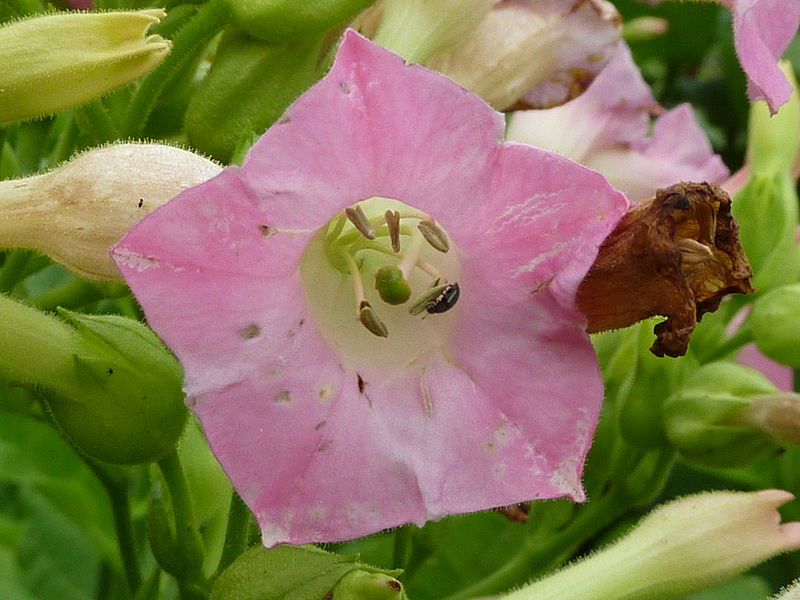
[577,182,754,357]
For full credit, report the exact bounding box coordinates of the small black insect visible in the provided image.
[426,282,460,314]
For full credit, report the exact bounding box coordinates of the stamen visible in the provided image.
[343,250,390,336]
[385,209,401,252]
[345,205,375,239]
[359,301,389,337]
[418,220,449,253]
[677,239,715,264]
[397,229,425,280]
[356,240,444,281]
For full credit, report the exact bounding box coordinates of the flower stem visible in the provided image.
[216,490,253,574]
[86,461,142,596]
[124,0,228,137]
[158,451,208,599]
[443,492,625,600]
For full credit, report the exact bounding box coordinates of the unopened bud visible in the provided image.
[735,393,800,447]
[0,143,221,280]
[664,362,780,467]
[331,570,405,600]
[506,490,800,600]
[0,10,169,125]
[0,295,186,464]
[750,284,800,368]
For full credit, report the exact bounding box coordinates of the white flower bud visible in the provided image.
[0,143,221,280]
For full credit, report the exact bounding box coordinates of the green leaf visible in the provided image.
[211,545,403,600]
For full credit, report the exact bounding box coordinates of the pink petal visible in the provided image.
[729,0,800,114]
[507,43,729,202]
[113,30,628,545]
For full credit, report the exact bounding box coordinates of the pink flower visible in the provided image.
[645,0,799,114]
[507,43,729,203]
[722,0,800,114]
[112,31,628,546]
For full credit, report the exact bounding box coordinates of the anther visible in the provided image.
[417,220,449,253]
[677,239,715,264]
[345,205,375,239]
[359,301,389,337]
[385,209,401,252]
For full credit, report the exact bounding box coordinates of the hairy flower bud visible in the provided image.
[0,295,186,464]
[664,362,781,467]
[506,490,800,600]
[0,10,169,125]
[0,143,221,280]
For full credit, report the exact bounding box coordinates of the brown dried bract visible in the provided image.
[577,182,754,357]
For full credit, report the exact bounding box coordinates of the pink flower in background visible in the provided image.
[507,43,729,203]
[113,31,628,546]
[722,0,800,114]
[645,0,800,114]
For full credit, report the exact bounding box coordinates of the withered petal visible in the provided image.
[577,182,754,357]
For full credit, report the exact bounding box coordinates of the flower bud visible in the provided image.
[0,10,169,125]
[331,570,405,600]
[732,63,800,292]
[506,490,800,600]
[375,265,411,304]
[0,295,187,464]
[0,143,221,280]
[750,284,800,368]
[224,0,375,43]
[664,362,780,467]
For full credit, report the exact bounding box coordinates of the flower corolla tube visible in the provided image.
[113,30,628,546]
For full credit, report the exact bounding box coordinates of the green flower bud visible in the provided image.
[224,0,376,43]
[732,63,800,292]
[331,570,405,600]
[0,10,170,125]
[185,28,324,163]
[0,295,186,464]
[375,265,412,305]
[0,143,221,280]
[750,284,800,368]
[664,362,779,467]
